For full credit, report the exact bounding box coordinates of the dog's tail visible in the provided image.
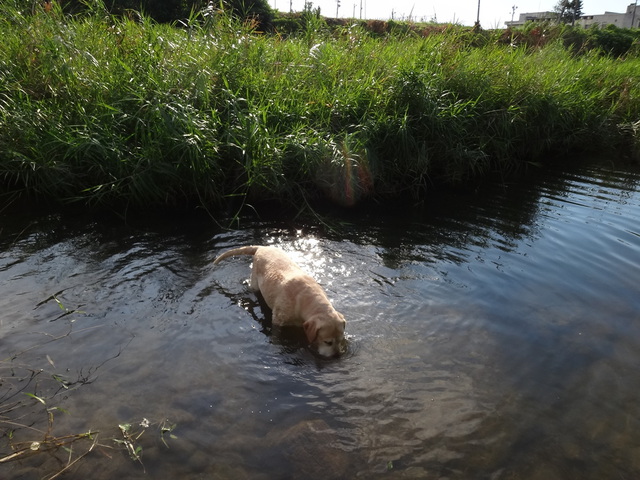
[213,246,259,265]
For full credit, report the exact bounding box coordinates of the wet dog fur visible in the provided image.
[213,245,346,357]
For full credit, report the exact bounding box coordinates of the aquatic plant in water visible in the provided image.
[0,296,176,475]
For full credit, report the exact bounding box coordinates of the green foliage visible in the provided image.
[586,25,639,57]
[59,0,273,27]
[0,3,639,212]
[503,22,640,58]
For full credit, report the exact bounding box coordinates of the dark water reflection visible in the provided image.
[1,160,640,479]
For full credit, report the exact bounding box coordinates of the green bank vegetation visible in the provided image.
[1,1,639,212]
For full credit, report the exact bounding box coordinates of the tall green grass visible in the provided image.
[1,1,639,210]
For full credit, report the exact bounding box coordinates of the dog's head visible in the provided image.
[303,312,346,358]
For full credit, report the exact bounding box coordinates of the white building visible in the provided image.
[505,3,640,28]
[505,11,557,26]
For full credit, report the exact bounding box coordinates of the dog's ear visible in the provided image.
[303,318,318,343]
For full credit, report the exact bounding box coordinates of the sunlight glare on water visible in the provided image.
[264,232,359,290]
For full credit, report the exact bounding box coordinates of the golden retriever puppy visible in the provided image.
[214,245,346,357]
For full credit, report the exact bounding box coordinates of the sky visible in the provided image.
[268,0,636,27]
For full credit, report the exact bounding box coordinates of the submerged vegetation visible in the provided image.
[0,301,175,475]
[0,1,639,212]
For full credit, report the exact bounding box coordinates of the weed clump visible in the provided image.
[0,2,639,212]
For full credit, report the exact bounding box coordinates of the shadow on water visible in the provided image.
[1,159,640,479]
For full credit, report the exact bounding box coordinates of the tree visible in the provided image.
[223,0,274,29]
[61,0,195,21]
[554,0,583,25]
[60,0,273,27]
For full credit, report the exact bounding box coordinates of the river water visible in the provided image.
[1,160,639,479]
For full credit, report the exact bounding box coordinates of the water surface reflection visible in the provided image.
[1,161,639,479]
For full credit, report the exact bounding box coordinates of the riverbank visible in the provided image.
[1,3,639,212]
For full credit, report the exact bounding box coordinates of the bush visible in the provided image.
[586,24,639,57]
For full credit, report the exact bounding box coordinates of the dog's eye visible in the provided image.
[324,341,333,346]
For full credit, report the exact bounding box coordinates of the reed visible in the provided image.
[1,1,639,210]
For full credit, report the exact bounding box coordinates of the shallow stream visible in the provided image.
[1,159,639,479]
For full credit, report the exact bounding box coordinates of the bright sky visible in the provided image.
[269,0,635,27]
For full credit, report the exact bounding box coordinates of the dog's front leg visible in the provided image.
[271,304,294,326]
[249,266,260,292]
[271,307,284,326]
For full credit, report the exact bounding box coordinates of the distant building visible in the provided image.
[506,11,557,27]
[505,3,640,28]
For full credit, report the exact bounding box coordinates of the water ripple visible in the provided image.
[2,161,640,479]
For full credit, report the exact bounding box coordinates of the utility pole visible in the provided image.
[476,0,481,26]
[511,5,517,22]
[336,0,340,17]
